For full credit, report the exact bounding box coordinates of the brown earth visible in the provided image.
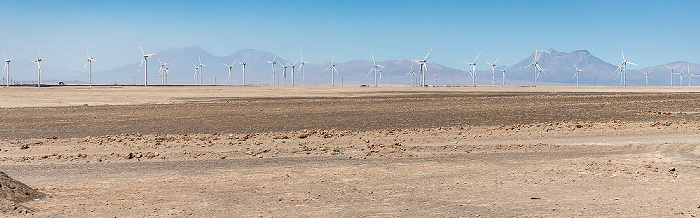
[1,86,700,217]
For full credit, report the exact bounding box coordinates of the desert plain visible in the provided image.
[1,85,700,217]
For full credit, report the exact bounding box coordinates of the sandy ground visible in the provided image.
[1,86,700,217]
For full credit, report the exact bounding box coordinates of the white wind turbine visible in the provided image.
[613,46,637,86]
[298,50,310,85]
[664,63,682,86]
[573,62,583,87]
[688,64,693,86]
[266,52,279,85]
[461,51,481,86]
[500,66,508,86]
[522,47,544,86]
[405,61,418,86]
[223,60,236,86]
[676,67,686,86]
[81,44,96,86]
[411,49,433,86]
[536,67,547,86]
[137,42,156,86]
[237,54,249,85]
[483,55,501,86]
[640,69,653,86]
[157,57,168,85]
[323,52,340,86]
[3,51,12,87]
[29,48,42,87]
[367,52,384,86]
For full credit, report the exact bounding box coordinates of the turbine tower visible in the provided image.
[29,48,42,87]
[223,60,236,86]
[573,62,583,87]
[298,51,310,85]
[137,42,156,86]
[665,64,682,86]
[461,51,481,86]
[323,52,339,86]
[3,51,12,87]
[613,46,637,86]
[500,66,508,86]
[640,69,653,86]
[266,52,279,85]
[411,49,432,86]
[237,54,249,85]
[282,61,289,86]
[483,55,501,86]
[676,67,686,86]
[289,57,299,86]
[197,56,206,85]
[82,44,96,86]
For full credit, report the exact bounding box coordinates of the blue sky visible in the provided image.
[1,0,699,72]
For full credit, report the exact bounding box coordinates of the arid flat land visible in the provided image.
[2,85,700,217]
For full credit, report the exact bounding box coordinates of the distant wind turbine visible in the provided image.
[411,49,432,86]
[665,64,682,87]
[522,47,544,86]
[483,55,501,86]
[29,48,42,87]
[323,52,340,86]
[461,51,481,86]
[3,51,13,87]
[137,42,156,86]
[640,69,653,86]
[237,54,249,85]
[223,61,236,86]
[573,62,583,87]
[613,46,637,86]
[266,52,279,85]
[82,44,96,86]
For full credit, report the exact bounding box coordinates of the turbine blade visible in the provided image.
[138,41,145,56]
[137,59,145,73]
[473,50,482,62]
[493,55,501,64]
[423,48,433,61]
[82,60,89,74]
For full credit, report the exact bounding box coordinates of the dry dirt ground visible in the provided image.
[2,86,700,217]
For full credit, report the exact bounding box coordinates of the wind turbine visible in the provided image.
[237,54,248,85]
[688,64,693,86]
[676,67,686,86]
[536,67,547,86]
[573,62,583,87]
[665,64,682,86]
[29,48,42,87]
[157,57,168,85]
[461,51,481,86]
[411,49,433,86]
[640,69,653,86]
[223,61,236,86]
[81,44,96,86]
[613,46,637,86]
[266,52,279,85]
[137,42,156,86]
[522,47,543,86]
[483,55,501,86]
[298,50,310,85]
[500,66,508,86]
[405,61,418,86]
[3,51,12,87]
[367,52,384,86]
[323,52,339,86]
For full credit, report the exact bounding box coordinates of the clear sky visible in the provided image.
[1,0,699,72]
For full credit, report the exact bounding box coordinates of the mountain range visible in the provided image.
[4,46,700,86]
